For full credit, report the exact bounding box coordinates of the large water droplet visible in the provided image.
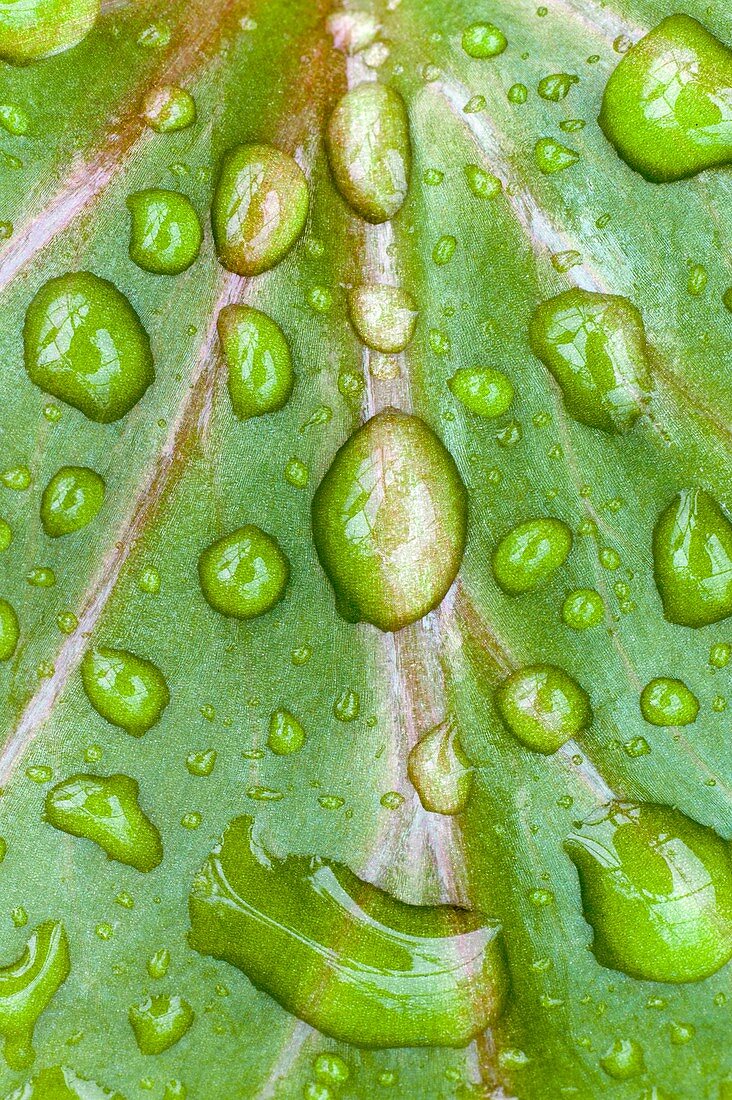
[326,83,411,223]
[566,801,732,982]
[599,15,732,182]
[0,0,99,63]
[640,677,699,726]
[448,366,513,418]
[127,189,202,275]
[311,409,467,631]
[45,773,162,871]
[212,144,309,275]
[496,664,592,753]
[198,526,289,619]
[653,488,732,627]
[40,466,104,537]
[0,922,69,1070]
[81,647,170,736]
[0,600,19,661]
[142,85,196,133]
[407,717,473,815]
[189,815,508,1047]
[347,284,417,353]
[530,289,652,433]
[24,272,154,423]
[217,305,294,420]
[492,517,572,595]
[129,994,194,1055]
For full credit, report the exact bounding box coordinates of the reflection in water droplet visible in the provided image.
[407,717,473,815]
[496,664,592,754]
[81,647,170,736]
[127,189,202,275]
[653,488,732,627]
[640,678,699,726]
[40,466,105,537]
[0,0,99,63]
[129,994,194,1054]
[198,526,289,620]
[0,921,69,1070]
[142,85,197,133]
[217,305,294,420]
[448,367,513,418]
[348,285,417,353]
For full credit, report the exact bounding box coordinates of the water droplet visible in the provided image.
[533,138,580,173]
[624,736,650,758]
[189,815,509,1046]
[347,284,417,353]
[26,567,55,588]
[291,645,312,666]
[333,689,360,722]
[496,664,592,754]
[380,790,404,810]
[550,249,582,273]
[129,994,194,1055]
[142,85,196,133]
[314,1052,350,1086]
[530,289,653,432]
[507,83,528,104]
[307,285,333,313]
[181,811,201,830]
[687,262,708,297]
[212,144,309,275]
[246,786,284,802]
[599,1038,645,1079]
[561,588,604,629]
[433,234,457,266]
[600,15,732,181]
[640,677,699,726]
[492,518,572,595]
[464,164,502,199]
[198,526,289,620]
[0,921,69,1069]
[326,83,411,223]
[24,272,154,423]
[147,947,170,980]
[599,546,621,570]
[0,519,11,551]
[653,488,732,627]
[318,795,345,811]
[45,773,162,871]
[312,410,467,631]
[217,305,294,421]
[185,749,216,777]
[566,800,732,981]
[407,717,472,815]
[0,104,29,135]
[127,189,202,275]
[1,466,31,491]
[268,709,306,755]
[283,458,309,489]
[710,642,732,668]
[463,95,486,114]
[81,646,170,736]
[669,1021,695,1045]
[0,600,19,661]
[449,367,513,419]
[462,22,507,58]
[538,73,580,101]
[0,0,98,63]
[138,565,161,595]
[40,466,104,537]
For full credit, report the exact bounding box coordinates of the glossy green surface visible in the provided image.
[0,0,99,64]
[127,189,202,276]
[40,466,105,538]
[495,664,593,754]
[653,488,732,627]
[80,647,170,737]
[640,677,700,726]
[491,517,573,595]
[198,525,290,620]
[0,922,69,1070]
[347,284,418,353]
[217,305,294,420]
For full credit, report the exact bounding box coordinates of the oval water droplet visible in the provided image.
[0,0,99,63]
[533,138,579,173]
[142,85,197,133]
[448,366,513,418]
[599,1038,645,1080]
[24,272,154,423]
[530,289,653,432]
[347,284,417,353]
[653,488,732,627]
[217,305,294,420]
[0,600,19,661]
[462,21,507,59]
[496,664,592,754]
[129,994,194,1055]
[640,677,699,726]
[407,717,473,815]
[198,526,289,620]
[268,709,306,755]
[566,801,732,982]
[537,73,580,101]
[0,921,69,1070]
[40,465,104,537]
[492,517,572,595]
[81,647,170,736]
[312,409,467,631]
[326,83,411,223]
[127,189,202,275]
[212,144,309,275]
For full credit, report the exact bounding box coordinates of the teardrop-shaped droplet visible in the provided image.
[268,709,306,755]
[530,289,652,432]
[496,664,592,754]
[0,921,69,1070]
[129,994,194,1055]
[653,488,732,627]
[407,717,473,815]
[326,83,411,223]
[0,600,19,661]
[142,85,197,133]
[599,1039,645,1080]
[81,647,170,736]
[217,305,294,420]
[0,0,99,64]
[347,284,417,353]
[24,272,154,423]
[45,773,163,871]
[492,517,572,595]
[448,367,513,418]
[40,466,105,537]
[127,189,202,275]
[198,526,290,620]
[599,15,732,182]
[312,409,467,631]
[533,138,579,174]
[640,677,699,726]
[212,144,309,275]
[565,801,732,982]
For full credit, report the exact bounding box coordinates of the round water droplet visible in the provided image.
[0,0,99,63]
[449,367,513,418]
[312,409,467,631]
[198,526,289,620]
[432,235,456,265]
[562,588,604,629]
[496,664,592,754]
[40,466,104,537]
[462,21,507,58]
[653,488,732,627]
[0,600,19,661]
[268,709,306,755]
[129,994,194,1055]
[348,284,418,353]
[508,83,528,104]
[217,305,294,420]
[533,138,579,174]
[138,565,161,594]
[599,1038,645,1080]
[142,85,197,133]
[81,646,170,736]
[127,189,202,275]
[640,677,699,726]
[407,717,473,815]
[24,272,154,423]
[212,144,309,275]
[492,517,572,595]
[1,465,31,490]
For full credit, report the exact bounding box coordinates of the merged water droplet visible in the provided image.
[599,15,732,182]
[24,272,154,423]
[268,709,306,755]
[653,488,732,627]
[326,83,411,223]
[492,518,572,595]
[0,921,69,1070]
[45,773,163,871]
[4,1064,124,1099]
[0,600,19,661]
[81,647,170,736]
[530,289,653,433]
[347,284,417,353]
[640,677,699,726]
[0,0,99,63]
[448,366,513,419]
[496,664,592,754]
[407,717,473,815]
[142,85,197,133]
[212,144,309,275]
[462,22,507,59]
[217,305,294,420]
[189,815,508,1047]
[311,409,467,631]
[198,526,289,620]
[40,466,104,537]
[127,189,202,275]
[566,801,732,982]
[129,994,194,1055]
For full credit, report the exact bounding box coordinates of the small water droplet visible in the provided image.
[128,189,202,275]
[562,589,604,630]
[464,164,502,199]
[640,678,699,726]
[0,600,19,661]
[81,647,170,736]
[40,466,105,537]
[537,73,580,101]
[0,0,98,63]
[268,710,306,755]
[496,664,592,753]
[492,517,572,595]
[534,138,580,173]
[599,1038,645,1079]
[217,305,294,421]
[462,22,507,58]
[199,526,289,620]
[348,284,417,353]
[407,717,472,815]
[142,85,196,133]
[185,749,216,777]
[129,994,194,1054]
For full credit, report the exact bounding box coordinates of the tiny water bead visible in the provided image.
[268,709,306,755]
[45,773,162,871]
[127,189,203,275]
[198,526,290,620]
[284,458,309,489]
[432,235,456,266]
[599,15,732,182]
[312,410,467,631]
[0,921,69,1070]
[212,144,309,275]
[217,305,294,420]
[448,367,513,418]
[129,994,194,1055]
[138,565,161,594]
[40,466,104,537]
[533,138,579,174]
[640,678,699,726]
[0,0,99,63]
[189,815,509,1047]
[326,83,411,222]
[537,73,579,101]
[653,488,732,627]
[347,284,418,354]
[26,567,55,588]
[24,272,154,423]
[463,164,502,199]
[496,664,592,754]
[530,289,653,432]
[142,85,197,133]
[0,600,19,661]
[407,717,473,815]
[566,801,732,982]
[462,21,507,59]
[492,518,572,595]
[562,588,604,630]
[81,647,170,736]
[599,1038,645,1080]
